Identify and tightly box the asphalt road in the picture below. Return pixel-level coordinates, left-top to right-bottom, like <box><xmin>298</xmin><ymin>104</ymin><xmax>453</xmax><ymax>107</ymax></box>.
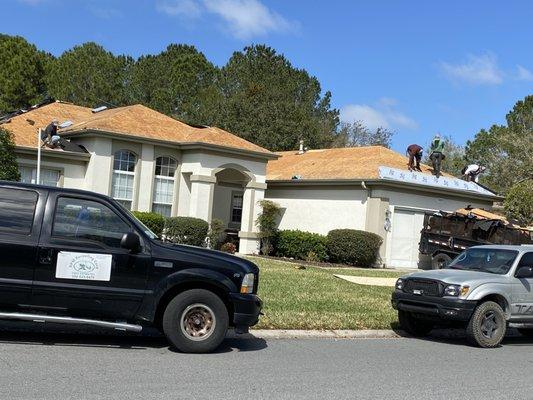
<box><xmin>1</xmin><ymin>324</ymin><xmax>533</xmax><ymax>400</ymax></box>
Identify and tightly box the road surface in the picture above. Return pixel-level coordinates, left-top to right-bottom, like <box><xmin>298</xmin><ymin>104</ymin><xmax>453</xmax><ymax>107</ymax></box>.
<box><xmin>0</xmin><ymin>324</ymin><xmax>532</xmax><ymax>400</ymax></box>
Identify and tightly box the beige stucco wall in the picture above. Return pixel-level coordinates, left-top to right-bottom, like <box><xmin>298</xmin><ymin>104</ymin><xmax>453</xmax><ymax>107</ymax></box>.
<box><xmin>265</xmin><ymin>185</ymin><xmax>368</xmax><ymax>235</ymax></box>
<box><xmin>16</xmin><ymin>153</ymin><xmax>87</xmax><ymax>189</ymax></box>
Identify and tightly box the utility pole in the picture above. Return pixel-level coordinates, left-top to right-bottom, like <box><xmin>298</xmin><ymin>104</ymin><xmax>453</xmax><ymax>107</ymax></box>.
<box><xmin>37</xmin><ymin>128</ymin><xmax>41</xmax><ymax>184</ymax></box>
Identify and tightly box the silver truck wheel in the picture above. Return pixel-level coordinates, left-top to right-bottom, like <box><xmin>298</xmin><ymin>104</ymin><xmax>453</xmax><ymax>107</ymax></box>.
<box><xmin>466</xmin><ymin>301</ymin><xmax>506</xmax><ymax>348</ymax></box>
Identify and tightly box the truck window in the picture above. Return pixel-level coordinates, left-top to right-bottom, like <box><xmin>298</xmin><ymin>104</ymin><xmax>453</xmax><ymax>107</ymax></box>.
<box><xmin>0</xmin><ymin>188</ymin><xmax>38</xmax><ymax>235</ymax></box>
<box><xmin>517</xmin><ymin>252</ymin><xmax>533</xmax><ymax>268</ymax></box>
<box><xmin>52</xmin><ymin>197</ymin><xmax>131</xmax><ymax>248</ymax></box>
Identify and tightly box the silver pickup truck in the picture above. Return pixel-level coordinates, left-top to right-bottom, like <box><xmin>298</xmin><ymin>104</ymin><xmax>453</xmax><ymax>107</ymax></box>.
<box><xmin>392</xmin><ymin>245</ymin><xmax>533</xmax><ymax>347</ymax></box>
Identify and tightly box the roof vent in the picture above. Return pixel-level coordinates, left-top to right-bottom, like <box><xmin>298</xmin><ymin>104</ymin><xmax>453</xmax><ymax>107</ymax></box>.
<box><xmin>298</xmin><ymin>140</ymin><xmax>308</xmax><ymax>155</ymax></box>
<box><xmin>92</xmin><ymin>105</ymin><xmax>108</xmax><ymax>113</ymax></box>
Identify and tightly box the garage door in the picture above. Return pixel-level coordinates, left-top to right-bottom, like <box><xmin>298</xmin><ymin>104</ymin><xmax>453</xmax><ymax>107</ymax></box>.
<box><xmin>389</xmin><ymin>209</ymin><xmax>427</xmax><ymax>269</ymax></box>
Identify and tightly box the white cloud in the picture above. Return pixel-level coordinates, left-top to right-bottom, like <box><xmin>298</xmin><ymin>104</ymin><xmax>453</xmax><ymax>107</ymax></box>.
<box><xmin>340</xmin><ymin>98</ymin><xmax>418</xmax><ymax>131</ymax></box>
<box><xmin>156</xmin><ymin>0</ymin><xmax>202</xmax><ymax>18</ymax></box>
<box><xmin>203</xmin><ymin>0</ymin><xmax>293</xmax><ymax>39</ymax></box>
<box><xmin>516</xmin><ymin>65</ymin><xmax>533</xmax><ymax>81</ymax></box>
<box><xmin>439</xmin><ymin>53</ymin><xmax>504</xmax><ymax>85</ymax></box>
<box><xmin>157</xmin><ymin>0</ymin><xmax>296</xmax><ymax>39</ymax></box>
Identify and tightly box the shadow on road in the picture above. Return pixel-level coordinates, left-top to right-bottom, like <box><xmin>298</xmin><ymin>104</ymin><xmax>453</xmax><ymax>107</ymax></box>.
<box><xmin>391</xmin><ymin>322</ymin><xmax>533</xmax><ymax>347</ymax></box>
<box><xmin>0</xmin><ymin>321</ymin><xmax>268</xmax><ymax>353</ymax></box>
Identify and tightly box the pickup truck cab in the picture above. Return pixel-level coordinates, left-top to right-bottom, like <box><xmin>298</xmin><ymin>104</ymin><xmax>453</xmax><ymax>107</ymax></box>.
<box><xmin>392</xmin><ymin>244</ymin><xmax>533</xmax><ymax>347</ymax></box>
<box><xmin>0</xmin><ymin>181</ymin><xmax>262</xmax><ymax>353</ymax></box>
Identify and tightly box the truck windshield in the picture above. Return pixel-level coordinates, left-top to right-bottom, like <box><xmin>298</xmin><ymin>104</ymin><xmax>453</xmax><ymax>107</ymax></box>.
<box><xmin>447</xmin><ymin>248</ymin><xmax>518</xmax><ymax>275</ymax></box>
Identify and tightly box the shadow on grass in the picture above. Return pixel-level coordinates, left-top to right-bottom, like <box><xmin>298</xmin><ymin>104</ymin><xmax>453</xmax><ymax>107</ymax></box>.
<box><xmin>0</xmin><ymin>321</ymin><xmax>267</xmax><ymax>354</ymax></box>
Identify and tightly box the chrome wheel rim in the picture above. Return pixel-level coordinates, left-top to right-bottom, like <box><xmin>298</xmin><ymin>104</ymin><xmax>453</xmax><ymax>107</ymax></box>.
<box><xmin>180</xmin><ymin>303</ymin><xmax>216</xmax><ymax>341</ymax></box>
<box><xmin>480</xmin><ymin>311</ymin><xmax>499</xmax><ymax>339</ymax></box>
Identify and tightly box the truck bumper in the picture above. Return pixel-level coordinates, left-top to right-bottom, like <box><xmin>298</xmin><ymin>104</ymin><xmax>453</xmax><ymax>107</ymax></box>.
<box><xmin>391</xmin><ymin>291</ymin><xmax>476</xmax><ymax>322</ymax></box>
<box><xmin>229</xmin><ymin>293</ymin><xmax>262</xmax><ymax>330</ymax></box>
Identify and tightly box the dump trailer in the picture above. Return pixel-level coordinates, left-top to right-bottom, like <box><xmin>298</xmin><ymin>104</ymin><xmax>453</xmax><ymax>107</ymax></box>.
<box><xmin>419</xmin><ymin>208</ymin><xmax>532</xmax><ymax>269</ymax></box>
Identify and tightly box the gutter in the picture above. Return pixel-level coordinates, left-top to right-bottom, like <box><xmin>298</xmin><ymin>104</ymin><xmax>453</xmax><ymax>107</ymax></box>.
<box><xmin>15</xmin><ymin>146</ymin><xmax>91</xmax><ymax>161</ymax></box>
<box><xmin>265</xmin><ymin>178</ymin><xmax>503</xmax><ymax>201</ymax></box>
<box><xmin>59</xmin><ymin>129</ymin><xmax>279</xmax><ymax>161</ymax></box>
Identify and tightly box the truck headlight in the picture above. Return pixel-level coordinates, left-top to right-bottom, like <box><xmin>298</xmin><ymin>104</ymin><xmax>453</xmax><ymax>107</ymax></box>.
<box><xmin>240</xmin><ymin>273</ymin><xmax>255</xmax><ymax>294</ymax></box>
<box><xmin>395</xmin><ymin>278</ymin><xmax>404</xmax><ymax>290</ymax></box>
<box><xmin>444</xmin><ymin>284</ymin><xmax>469</xmax><ymax>297</ymax></box>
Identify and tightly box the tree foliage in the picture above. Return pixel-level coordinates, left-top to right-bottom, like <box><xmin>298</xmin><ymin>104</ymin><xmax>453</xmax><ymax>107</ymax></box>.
<box><xmin>256</xmin><ymin>199</ymin><xmax>281</xmax><ymax>255</ymax></box>
<box><xmin>214</xmin><ymin>45</ymin><xmax>339</xmax><ymax>151</ymax></box>
<box><xmin>504</xmin><ymin>180</ymin><xmax>533</xmax><ymax>226</ymax></box>
<box><xmin>129</xmin><ymin>44</ymin><xmax>219</xmax><ymax>125</ymax></box>
<box><xmin>334</xmin><ymin>121</ymin><xmax>393</xmax><ymax>148</ymax></box>
<box><xmin>0</xmin><ymin>35</ymin><xmax>50</xmax><ymax>114</ymax></box>
<box><xmin>0</xmin><ymin>127</ymin><xmax>21</xmax><ymax>181</ymax></box>
<box><xmin>45</xmin><ymin>42</ymin><xmax>133</xmax><ymax>107</ymax></box>
<box><xmin>466</xmin><ymin>95</ymin><xmax>533</xmax><ymax>194</ymax></box>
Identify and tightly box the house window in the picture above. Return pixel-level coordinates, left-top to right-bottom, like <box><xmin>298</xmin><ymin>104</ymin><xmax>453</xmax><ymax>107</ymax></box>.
<box><xmin>112</xmin><ymin>150</ymin><xmax>136</xmax><ymax>210</ymax></box>
<box><xmin>230</xmin><ymin>192</ymin><xmax>244</xmax><ymax>223</ymax></box>
<box><xmin>19</xmin><ymin>166</ymin><xmax>60</xmax><ymax>187</ymax></box>
<box><xmin>152</xmin><ymin>156</ymin><xmax>177</xmax><ymax>217</ymax></box>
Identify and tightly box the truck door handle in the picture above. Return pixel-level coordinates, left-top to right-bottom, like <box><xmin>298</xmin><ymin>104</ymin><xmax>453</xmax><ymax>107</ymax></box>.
<box><xmin>39</xmin><ymin>248</ymin><xmax>54</xmax><ymax>265</ymax></box>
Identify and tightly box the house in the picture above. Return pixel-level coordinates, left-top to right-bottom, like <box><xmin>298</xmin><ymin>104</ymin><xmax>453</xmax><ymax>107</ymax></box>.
<box><xmin>1</xmin><ymin>101</ymin><xmax>276</xmax><ymax>254</ymax></box>
<box><xmin>265</xmin><ymin>147</ymin><xmax>501</xmax><ymax>268</ymax></box>
<box><xmin>1</xmin><ymin>101</ymin><xmax>500</xmax><ymax>268</ymax></box>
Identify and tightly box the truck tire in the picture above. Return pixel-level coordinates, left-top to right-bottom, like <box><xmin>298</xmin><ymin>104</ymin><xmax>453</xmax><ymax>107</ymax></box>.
<box><xmin>466</xmin><ymin>301</ymin><xmax>506</xmax><ymax>348</ymax></box>
<box><xmin>398</xmin><ymin>310</ymin><xmax>433</xmax><ymax>337</ymax></box>
<box><xmin>431</xmin><ymin>253</ymin><xmax>452</xmax><ymax>270</ymax></box>
<box><xmin>162</xmin><ymin>289</ymin><xmax>229</xmax><ymax>353</ymax></box>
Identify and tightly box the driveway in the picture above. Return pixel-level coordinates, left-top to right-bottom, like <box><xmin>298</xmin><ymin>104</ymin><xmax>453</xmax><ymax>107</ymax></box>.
<box><xmin>1</xmin><ymin>324</ymin><xmax>532</xmax><ymax>400</ymax></box>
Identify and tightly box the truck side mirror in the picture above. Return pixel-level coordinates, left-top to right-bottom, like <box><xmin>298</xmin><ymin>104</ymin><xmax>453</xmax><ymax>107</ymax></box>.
<box><xmin>516</xmin><ymin>266</ymin><xmax>533</xmax><ymax>279</ymax></box>
<box><xmin>121</xmin><ymin>232</ymin><xmax>141</xmax><ymax>253</ymax></box>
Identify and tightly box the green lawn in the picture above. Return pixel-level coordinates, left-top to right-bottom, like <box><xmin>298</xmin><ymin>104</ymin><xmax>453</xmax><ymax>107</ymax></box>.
<box><xmin>248</xmin><ymin>256</ymin><xmax>405</xmax><ymax>330</ymax></box>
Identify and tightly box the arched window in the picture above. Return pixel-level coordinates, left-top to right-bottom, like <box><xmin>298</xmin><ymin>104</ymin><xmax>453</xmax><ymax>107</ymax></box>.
<box><xmin>152</xmin><ymin>156</ymin><xmax>177</xmax><ymax>217</ymax></box>
<box><xmin>112</xmin><ymin>150</ymin><xmax>137</xmax><ymax>210</ymax></box>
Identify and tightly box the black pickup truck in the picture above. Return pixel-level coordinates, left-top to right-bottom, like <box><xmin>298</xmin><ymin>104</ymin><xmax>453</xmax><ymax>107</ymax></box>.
<box><xmin>0</xmin><ymin>181</ymin><xmax>262</xmax><ymax>353</ymax></box>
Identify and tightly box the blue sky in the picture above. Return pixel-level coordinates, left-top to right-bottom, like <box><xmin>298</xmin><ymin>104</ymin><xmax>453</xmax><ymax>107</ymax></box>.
<box><xmin>3</xmin><ymin>0</ymin><xmax>533</xmax><ymax>152</ymax></box>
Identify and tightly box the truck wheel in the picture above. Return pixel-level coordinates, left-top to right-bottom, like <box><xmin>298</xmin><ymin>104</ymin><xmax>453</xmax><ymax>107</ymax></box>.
<box><xmin>432</xmin><ymin>253</ymin><xmax>452</xmax><ymax>270</ymax></box>
<box><xmin>162</xmin><ymin>289</ymin><xmax>229</xmax><ymax>353</ymax></box>
<box><xmin>517</xmin><ymin>328</ymin><xmax>533</xmax><ymax>338</ymax></box>
<box><xmin>398</xmin><ymin>310</ymin><xmax>433</xmax><ymax>337</ymax></box>
<box><xmin>466</xmin><ymin>301</ymin><xmax>506</xmax><ymax>348</ymax></box>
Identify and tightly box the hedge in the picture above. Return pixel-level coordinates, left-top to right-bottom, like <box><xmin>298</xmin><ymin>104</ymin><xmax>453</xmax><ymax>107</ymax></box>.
<box><xmin>275</xmin><ymin>230</ymin><xmax>328</xmax><ymax>262</ymax></box>
<box><xmin>165</xmin><ymin>217</ymin><xmax>209</xmax><ymax>246</ymax></box>
<box><xmin>326</xmin><ymin>229</ymin><xmax>383</xmax><ymax>267</ymax></box>
<box><xmin>132</xmin><ymin>211</ymin><xmax>165</xmax><ymax>237</ymax></box>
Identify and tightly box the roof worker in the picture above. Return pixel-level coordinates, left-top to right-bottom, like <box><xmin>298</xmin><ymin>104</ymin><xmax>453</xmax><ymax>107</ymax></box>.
<box><xmin>429</xmin><ymin>134</ymin><xmax>446</xmax><ymax>177</ymax></box>
<box><xmin>461</xmin><ymin>164</ymin><xmax>486</xmax><ymax>183</ymax></box>
<box><xmin>41</xmin><ymin>119</ymin><xmax>61</xmax><ymax>148</ymax></box>
<box><xmin>406</xmin><ymin>144</ymin><xmax>423</xmax><ymax>172</ymax></box>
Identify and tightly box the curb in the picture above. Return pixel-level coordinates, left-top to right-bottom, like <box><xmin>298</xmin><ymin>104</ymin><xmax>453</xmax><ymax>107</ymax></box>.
<box><xmin>227</xmin><ymin>329</ymin><xmax>403</xmax><ymax>340</ymax></box>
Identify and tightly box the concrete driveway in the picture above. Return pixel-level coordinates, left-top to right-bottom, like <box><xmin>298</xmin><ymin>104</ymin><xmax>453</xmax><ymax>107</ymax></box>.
<box><xmin>1</xmin><ymin>323</ymin><xmax>533</xmax><ymax>400</ymax></box>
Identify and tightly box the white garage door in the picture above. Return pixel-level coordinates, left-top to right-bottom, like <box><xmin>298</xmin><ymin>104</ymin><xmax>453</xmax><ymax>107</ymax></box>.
<box><xmin>389</xmin><ymin>209</ymin><xmax>427</xmax><ymax>269</ymax></box>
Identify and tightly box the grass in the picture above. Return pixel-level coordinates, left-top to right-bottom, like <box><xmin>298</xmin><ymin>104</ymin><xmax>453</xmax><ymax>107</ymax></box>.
<box><xmin>248</xmin><ymin>256</ymin><xmax>405</xmax><ymax>330</ymax></box>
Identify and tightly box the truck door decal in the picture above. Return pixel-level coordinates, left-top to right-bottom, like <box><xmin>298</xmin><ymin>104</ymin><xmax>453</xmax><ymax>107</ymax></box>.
<box><xmin>56</xmin><ymin>251</ymin><xmax>112</xmax><ymax>281</ymax></box>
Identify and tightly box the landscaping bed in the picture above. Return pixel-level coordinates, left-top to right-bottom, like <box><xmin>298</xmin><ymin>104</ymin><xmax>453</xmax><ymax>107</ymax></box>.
<box><xmin>248</xmin><ymin>256</ymin><xmax>405</xmax><ymax>330</ymax></box>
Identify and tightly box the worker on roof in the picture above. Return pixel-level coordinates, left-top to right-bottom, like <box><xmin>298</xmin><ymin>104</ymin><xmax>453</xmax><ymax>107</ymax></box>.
<box><xmin>429</xmin><ymin>134</ymin><xmax>446</xmax><ymax>161</ymax></box>
<box><xmin>406</xmin><ymin>144</ymin><xmax>423</xmax><ymax>172</ymax></box>
<box><xmin>41</xmin><ymin>119</ymin><xmax>61</xmax><ymax>148</ymax></box>
<box><xmin>461</xmin><ymin>164</ymin><xmax>486</xmax><ymax>183</ymax></box>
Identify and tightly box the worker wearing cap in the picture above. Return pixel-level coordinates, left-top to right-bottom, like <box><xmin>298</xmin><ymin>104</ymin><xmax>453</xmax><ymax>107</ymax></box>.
<box><xmin>429</xmin><ymin>134</ymin><xmax>446</xmax><ymax>162</ymax></box>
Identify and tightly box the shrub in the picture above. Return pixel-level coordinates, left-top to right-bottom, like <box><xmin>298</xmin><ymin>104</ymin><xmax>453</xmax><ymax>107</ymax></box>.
<box><xmin>256</xmin><ymin>199</ymin><xmax>281</xmax><ymax>255</ymax></box>
<box><xmin>0</xmin><ymin>127</ymin><xmax>20</xmax><ymax>181</ymax></box>
<box><xmin>220</xmin><ymin>242</ymin><xmax>236</xmax><ymax>254</ymax></box>
<box><xmin>165</xmin><ymin>217</ymin><xmax>209</xmax><ymax>246</ymax></box>
<box><xmin>207</xmin><ymin>218</ymin><xmax>225</xmax><ymax>249</ymax></box>
<box><xmin>132</xmin><ymin>211</ymin><xmax>165</xmax><ymax>237</ymax></box>
<box><xmin>275</xmin><ymin>230</ymin><xmax>328</xmax><ymax>262</ymax></box>
<box><xmin>326</xmin><ymin>229</ymin><xmax>383</xmax><ymax>267</ymax></box>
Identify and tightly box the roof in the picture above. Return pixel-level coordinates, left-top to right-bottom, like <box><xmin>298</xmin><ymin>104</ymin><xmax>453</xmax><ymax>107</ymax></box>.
<box><xmin>2</xmin><ymin>102</ymin><xmax>273</xmax><ymax>157</ymax></box>
<box><xmin>0</xmin><ymin>102</ymin><xmax>93</xmax><ymax>148</ymax></box>
<box><xmin>266</xmin><ymin>146</ymin><xmax>444</xmax><ymax>181</ymax></box>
